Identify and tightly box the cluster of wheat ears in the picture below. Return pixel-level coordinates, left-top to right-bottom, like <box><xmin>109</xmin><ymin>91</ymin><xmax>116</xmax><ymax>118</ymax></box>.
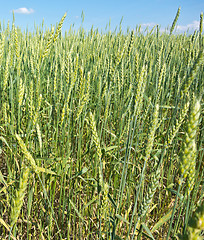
<box><xmin>0</xmin><ymin>8</ymin><xmax>203</xmax><ymax>239</ymax></box>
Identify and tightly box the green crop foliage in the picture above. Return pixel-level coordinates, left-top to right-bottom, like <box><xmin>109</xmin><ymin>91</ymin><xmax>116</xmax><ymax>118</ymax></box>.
<box><xmin>0</xmin><ymin>10</ymin><xmax>203</xmax><ymax>239</ymax></box>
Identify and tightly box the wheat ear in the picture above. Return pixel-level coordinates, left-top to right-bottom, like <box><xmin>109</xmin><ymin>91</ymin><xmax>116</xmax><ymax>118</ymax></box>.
<box><xmin>10</xmin><ymin>166</ymin><xmax>30</xmax><ymax>227</ymax></box>
<box><xmin>179</xmin><ymin>98</ymin><xmax>200</xmax><ymax>195</ymax></box>
<box><xmin>53</xmin><ymin>12</ymin><xmax>67</xmax><ymax>43</ymax></box>
<box><xmin>15</xmin><ymin>134</ymin><xmax>38</xmax><ymax>172</ymax></box>
<box><xmin>170</xmin><ymin>7</ymin><xmax>181</xmax><ymax>35</ymax></box>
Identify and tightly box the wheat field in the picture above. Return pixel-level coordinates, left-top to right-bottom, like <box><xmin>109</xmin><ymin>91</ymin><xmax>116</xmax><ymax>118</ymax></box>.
<box><xmin>0</xmin><ymin>9</ymin><xmax>204</xmax><ymax>239</ymax></box>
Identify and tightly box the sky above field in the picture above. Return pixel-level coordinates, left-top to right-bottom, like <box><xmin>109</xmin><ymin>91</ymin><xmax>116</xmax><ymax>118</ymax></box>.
<box><xmin>0</xmin><ymin>0</ymin><xmax>203</xmax><ymax>33</ymax></box>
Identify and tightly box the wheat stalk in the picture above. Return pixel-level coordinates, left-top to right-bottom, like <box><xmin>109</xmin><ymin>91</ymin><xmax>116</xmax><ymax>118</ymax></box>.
<box><xmin>199</xmin><ymin>12</ymin><xmax>203</xmax><ymax>49</ymax></box>
<box><xmin>88</xmin><ymin>111</ymin><xmax>102</xmax><ymax>160</ymax></box>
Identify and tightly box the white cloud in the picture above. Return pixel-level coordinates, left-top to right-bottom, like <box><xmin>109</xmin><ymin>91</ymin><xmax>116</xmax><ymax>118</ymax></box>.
<box><xmin>176</xmin><ymin>20</ymin><xmax>201</xmax><ymax>32</ymax></box>
<box><xmin>13</xmin><ymin>8</ymin><xmax>34</xmax><ymax>14</ymax></box>
<box><xmin>141</xmin><ymin>22</ymin><xmax>157</xmax><ymax>28</ymax></box>
<box><xmin>140</xmin><ymin>20</ymin><xmax>203</xmax><ymax>33</ymax></box>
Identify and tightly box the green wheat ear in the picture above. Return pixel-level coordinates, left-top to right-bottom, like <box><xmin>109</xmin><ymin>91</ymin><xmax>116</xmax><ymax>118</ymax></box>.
<box><xmin>179</xmin><ymin>98</ymin><xmax>200</xmax><ymax>194</ymax></box>
<box><xmin>15</xmin><ymin>134</ymin><xmax>38</xmax><ymax>172</ymax></box>
<box><xmin>53</xmin><ymin>12</ymin><xmax>67</xmax><ymax>43</ymax></box>
<box><xmin>10</xmin><ymin>166</ymin><xmax>30</xmax><ymax>227</ymax></box>
<box><xmin>41</xmin><ymin>12</ymin><xmax>66</xmax><ymax>61</ymax></box>
<box><xmin>170</xmin><ymin>7</ymin><xmax>181</xmax><ymax>35</ymax></box>
<box><xmin>42</xmin><ymin>26</ymin><xmax>55</xmax><ymax>61</ymax></box>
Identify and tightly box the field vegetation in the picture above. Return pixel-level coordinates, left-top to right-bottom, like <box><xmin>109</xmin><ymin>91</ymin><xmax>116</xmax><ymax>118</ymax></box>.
<box><xmin>0</xmin><ymin>9</ymin><xmax>204</xmax><ymax>239</ymax></box>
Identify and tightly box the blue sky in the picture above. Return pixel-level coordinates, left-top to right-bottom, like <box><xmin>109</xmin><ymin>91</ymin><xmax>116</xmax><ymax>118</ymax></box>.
<box><xmin>0</xmin><ymin>0</ymin><xmax>203</xmax><ymax>33</ymax></box>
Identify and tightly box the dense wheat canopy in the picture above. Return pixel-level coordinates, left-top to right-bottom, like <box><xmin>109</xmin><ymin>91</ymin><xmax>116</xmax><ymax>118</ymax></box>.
<box><xmin>0</xmin><ymin>10</ymin><xmax>203</xmax><ymax>239</ymax></box>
